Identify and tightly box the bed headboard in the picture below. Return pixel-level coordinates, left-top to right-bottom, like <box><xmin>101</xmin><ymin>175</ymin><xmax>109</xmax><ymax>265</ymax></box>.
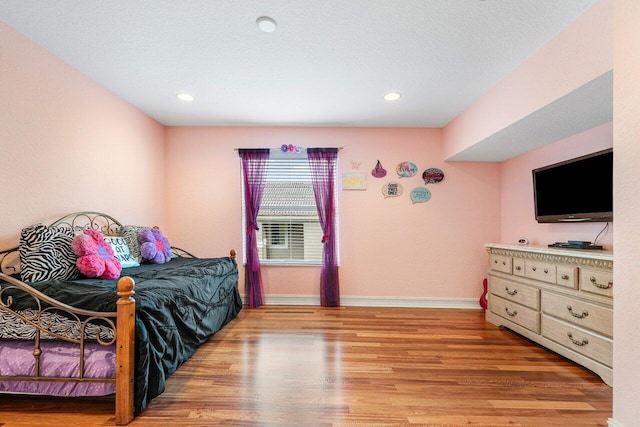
<box><xmin>0</xmin><ymin>211</ymin><xmax>124</xmax><ymax>274</ymax></box>
<box><xmin>50</xmin><ymin>211</ymin><xmax>123</xmax><ymax>235</ymax></box>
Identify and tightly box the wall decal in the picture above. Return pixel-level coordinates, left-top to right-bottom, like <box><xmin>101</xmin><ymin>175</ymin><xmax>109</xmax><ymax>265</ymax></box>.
<box><xmin>396</xmin><ymin>161</ymin><xmax>418</xmax><ymax>178</ymax></box>
<box><xmin>382</xmin><ymin>182</ymin><xmax>403</xmax><ymax>198</ymax></box>
<box><xmin>422</xmin><ymin>168</ymin><xmax>444</xmax><ymax>184</ymax></box>
<box><xmin>371</xmin><ymin>160</ymin><xmax>387</xmax><ymax>178</ymax></box>
<box><xmin>342</xmin><ymin>172</ymin><xmax>367</xmax><ymax>190</ymax></box>
<box><xmin>410</xmin><ymin>187</ymin><xmax>431</xmax><ymax>203</ymax></box>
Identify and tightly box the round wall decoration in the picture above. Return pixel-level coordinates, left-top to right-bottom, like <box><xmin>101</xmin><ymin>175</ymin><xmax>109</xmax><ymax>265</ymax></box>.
<box><xmin>422</xmin><ymin>168</ymin><xmax>444</xmax><ymax>184</ymax></box>
<box><xmin>410</xmin><ymin>187</ymin><xmax>431</xmax><ymax>203</ymax></box>
<box><xmin>382</xmin><ymin>182</ymin><xmax>403</xmax><ymax>198</ymax></box>
<box><xmin>281</xmin><ymin>144</ymin><xmax>302</xmax><ymax>153</ymax></box>
<box><xmin>396</xmin><ymin>161</ymin><xmax>418</xmax><ymax>178</ymax></box>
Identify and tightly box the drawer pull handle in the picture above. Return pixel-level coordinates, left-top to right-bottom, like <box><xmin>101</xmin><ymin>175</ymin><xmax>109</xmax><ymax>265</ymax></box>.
<box><xmin>515</xmin><ymin>266</ymin><xmax>522</xmax><ymax>271</ymax></box>
<box><xmin>567</xmin><ymin>305</ymin><xmax>589</xmax><ymax>319</ymax></box>
<box><xmin>504</xmin><ymin>287</ymin><xmax>518</xmax><ymax>296</ymax></box>
<box><xmin>494</xmin><ymin>260</ymin><xmax>498</xmax><ymax>264</ymax></box>
<box><xmin>561</xmin><ymin>274</ymin><xmax>569</xmax><ymax>280</ymax></box>
<box><xmin>502</xmin><ymin>261</ymin><xmax>506</xmax><ymax>265</ymax></box>
<box><xmin>590</xmin><ymin>276</ymin><xmax>613</xmax><ymax>289</ymax></box>
<box><xmin>504</xmin><ymin>307</ymin><xmax>518</xmax><ymax>317</ymax></box>
<box><xmin>531</xmin><ymin>266</ymin><xmax>537</xmax><ymax>272</ymax></box>
<box><xmin>543</xmin><ymin>268</ymin><xmax>549</xmax><ymax>274</ymax></box>
<box><xmin>567</xmin><ymin>332</ymin><xmax>589</xmax><ymax>346</ymax></box>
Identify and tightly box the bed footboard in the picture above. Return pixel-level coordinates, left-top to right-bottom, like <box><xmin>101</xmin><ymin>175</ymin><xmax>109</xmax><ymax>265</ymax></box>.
<box><xmin>115</xmin><ymin>276</ymin><xmax>135</xmax><ymax>425</ymax></box>
<box><xmin>0</xmin><ymin>273</ymin><xmax>136</xmax><ymax>425</ymax></box>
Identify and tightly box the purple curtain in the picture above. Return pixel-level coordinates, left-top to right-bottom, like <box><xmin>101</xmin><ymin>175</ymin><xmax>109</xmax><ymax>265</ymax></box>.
<box><xmin>239</xmin><ymin>149</ymin><xmax>270</xmax><ymax>308</ymax></box>
<box><xmin>307</xmin><ymin>148</ymin><xmax>340</xmax><ymax>307</ymax></box>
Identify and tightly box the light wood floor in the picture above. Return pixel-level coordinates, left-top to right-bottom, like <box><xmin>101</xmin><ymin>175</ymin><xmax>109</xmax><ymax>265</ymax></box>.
<box><xmin>0</xmin><ymin>306</ymin><xmax>612</xmax><ymax>426</ymax></box>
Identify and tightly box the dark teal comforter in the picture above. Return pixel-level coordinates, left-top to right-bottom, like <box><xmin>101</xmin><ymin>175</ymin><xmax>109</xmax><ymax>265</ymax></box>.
<box><xmin>8</xmin><ymin>256</ymin><xmax>242</xmax><ymax>414</ymax></box>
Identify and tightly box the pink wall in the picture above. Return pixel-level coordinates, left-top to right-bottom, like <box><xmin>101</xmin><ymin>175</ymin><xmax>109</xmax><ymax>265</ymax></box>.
<box><xmin>165</xmin><ymin>127</ymin><xmax>501</xmax><ymax>301</ymax></box>
<box><xmin>500</xmin><ymin>122</ymin><xmax>613</xmax><ymax>249</ymax></box>
<box><xmin>443</xmin><ymin>0</ymin><xmax>613</xmax><ymax>160</ymax></box>
<box><xmin>3</xmin><ymin>0</ymin><xmax>636</xmax><ymax>420</ymax></box>
<box><xmin>3</xmin><ymin>1</ymin><xmax>636</xmax><ymax>420</ymax></box>
<box><xmin>612</xmin><ymin>0</ymin><xmax>640</xmax><ymax>423</ymax></box>
<box><xmin>0</xmin><ymin>23</ymin><xmax>166</xmax><ymax>248</ymax></box>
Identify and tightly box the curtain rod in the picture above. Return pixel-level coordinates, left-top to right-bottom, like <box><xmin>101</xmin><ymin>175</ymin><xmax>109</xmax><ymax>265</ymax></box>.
<box><xmin>233</xmin><ymin>147</ymin><xmax>343</xmax><ymax>151</ymax></box>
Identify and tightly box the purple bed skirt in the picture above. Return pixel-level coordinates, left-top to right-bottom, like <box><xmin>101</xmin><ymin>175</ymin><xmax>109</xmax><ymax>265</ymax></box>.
<box><xmin>0</xmin><ymin>340</ymin><xmax>116</xmax><ymax>397</ymax></box>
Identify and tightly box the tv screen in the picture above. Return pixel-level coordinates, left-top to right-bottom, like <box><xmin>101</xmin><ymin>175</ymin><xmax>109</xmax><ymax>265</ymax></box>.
<box><xmin>533</xmin><ymin>149</ymin><xmax>613</xmax><ymax>223</ymax></box>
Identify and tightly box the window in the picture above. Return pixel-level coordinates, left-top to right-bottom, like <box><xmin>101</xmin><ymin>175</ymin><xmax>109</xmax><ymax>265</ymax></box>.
<box><xmin>241</xmin><ymin>151</ymin><xmax>338</xmax><ymax>266</ymax></box>
<box><xmin>264</xmin><ymin>223</ymin><xmax>289</xmax><ymax>247</ymax></box>
<box><xmin>259</xmin><ymin>222</ymin><xmax>314</xmax><ymax>261</ymax></box>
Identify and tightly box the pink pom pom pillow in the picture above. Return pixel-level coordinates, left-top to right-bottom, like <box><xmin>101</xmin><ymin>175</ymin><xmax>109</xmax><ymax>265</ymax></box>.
<box><xmin>138</xmin><ymin>227</ymin><xmax>172</xmax><ymax>264</ymax></box>
<box><xmin>71</xmin><ymin>229</ymin><xmax>122</xmax><ymax>280</ymax></box>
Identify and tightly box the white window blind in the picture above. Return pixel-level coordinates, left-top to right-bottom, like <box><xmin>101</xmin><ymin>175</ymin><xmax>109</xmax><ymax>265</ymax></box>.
<box><xmin>241</xmin><ymin>151</ymin><xmax>338</xmax><ymax>266</ymax></box>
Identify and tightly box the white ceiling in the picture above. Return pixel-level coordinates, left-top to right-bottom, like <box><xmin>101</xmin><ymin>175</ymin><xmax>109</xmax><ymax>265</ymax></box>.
<box><xmin>1</xmin><ymin>1</ymin><xmax>609</xmax><ymax>159</ymax></box>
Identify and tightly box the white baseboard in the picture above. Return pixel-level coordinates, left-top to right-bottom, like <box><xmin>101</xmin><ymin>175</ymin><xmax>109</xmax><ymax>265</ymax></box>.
<box><xmin>263</xmin><ymin>294</ymin><xmax>481</xmax><ymax>309</ymax></box>
<box><xmin>607</xmin><ymin>419</ymin><xmax>624</xmax><ymax>427</ymax></box>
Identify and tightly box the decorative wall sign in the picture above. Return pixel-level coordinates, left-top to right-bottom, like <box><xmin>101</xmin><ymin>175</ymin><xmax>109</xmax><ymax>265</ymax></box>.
<box><xmin>342</xmin><ymin>172</ymin><xmax>367</xmax><ymax>190</ymax></box>
<box><xmin>371</xmin><ymin>160</ymin><xmax>387</xmax><ymax>178</ymax></box>
<box><xmin>382</xmin><ymin>182</ymin><xmax>403</xmax><ymax>198</ymax></box>
<box><xmin>350</xmin><ymin>161</ymin><xmax>362</xmax><ymax>170</ymax></box>
<box><xmin>410</xmin><ymin>187</ymin><xmax>431</xmax><ymax>203</ymax></box>
<box><xmin>422</xmin><ymin>168</ymin><xmax>444</xmax><ymax>184</ymax></box>
<box><xmin>396</xmin><ymin>161</ymin><xmax>418</xmax><ymax>178</ymax></box>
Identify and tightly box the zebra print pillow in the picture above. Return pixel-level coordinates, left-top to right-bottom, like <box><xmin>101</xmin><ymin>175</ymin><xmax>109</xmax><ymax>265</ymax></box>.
<box><xmin>19</xmin><ymin>224</ymin><xmax>80</xmax><ymax>283</ymax></box>
<box><xmin>116</xmin><ymin>225</ymin><xmax>147</xmax><ymax>263</ymax></box>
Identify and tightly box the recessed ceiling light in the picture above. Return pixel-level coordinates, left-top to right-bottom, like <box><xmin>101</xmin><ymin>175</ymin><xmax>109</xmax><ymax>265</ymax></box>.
<box><xmin>176</xmin><ymin>91</ymin><xmax>195</xmax><ymax>102</ymax></box>
<box><xmin>384</xmin><ymin>92</ymin><xmax>402</xmax><ymax>102</ymax></box>
<box><xmin>257</xmin><ymin>16</ymin><xmax>277</xmax><ymax>33</ymax></box>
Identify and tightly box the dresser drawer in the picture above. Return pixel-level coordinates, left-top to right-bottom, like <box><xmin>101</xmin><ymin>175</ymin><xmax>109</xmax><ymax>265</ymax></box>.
<box><xmin>556</xmin><ymin>266</ymin><xmax>578</xmax><ymax>289</ymax></box>
<box><xmin>524</xmin><ymin>260</ymin><xmax>556</xmax><ymax>284</ymax></box>
<box><xmin>580</xmin><ymin>268</ymin><xmax>613</xmax><ymax>298</ymax></box>
<box><xmin>489</xmin><ymin>254</ymin><xmax>512</xmax><ymax>274</ymax></box>
<box><xmin>489</xmin><ymin>294</ymin><xmax>540</xmax><ymax>333</ymax></box>
<box><xmin>513</xmin><ymin>258</ymin><xmax>525</xmax><ymax>277</ymax></box>
<box><xmin>542</xmin><ymin>315</ymin><xmax>612</xmax><ymax>368</ymax></box>
<box><xmin>489</xmin><ymin>276</ymin><xmax>539</xmax><ymax>310</ymax></box>
<box><xmin>541</xmin><ymin>292</ymin><xmax>612</xmax><ymax>337</ymax></box>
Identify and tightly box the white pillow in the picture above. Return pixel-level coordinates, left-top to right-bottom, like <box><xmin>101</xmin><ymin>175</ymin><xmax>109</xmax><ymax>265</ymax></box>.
<box><xmin>103</xmin><ymin>236</ymin><xmax>140</xmax><ymax>268</ymax></box>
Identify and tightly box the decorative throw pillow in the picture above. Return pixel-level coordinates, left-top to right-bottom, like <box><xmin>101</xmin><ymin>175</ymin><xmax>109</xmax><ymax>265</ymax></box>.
<box><xmin>71</xmin><ymin>229</ymin><xmax>122</xmax><ymax>280</ymax></box>
<box><xmin>138</xmin><ymin>227</ymin><xmax>172</xmax><ymax>264</ymax></box>
<box><xmin>116</xmin><ymin>225</ymin><xmax>147</xmax><ymax>263</ymax></box>
<box><xmin>19</xmin><ymin>224</ymin><xmax>80</xmax><ymax>283</ymax></box>
<box><xmin>103</xmin><ymin>236</ymin><xmax>140</xmax><ymax>268</ymax></box>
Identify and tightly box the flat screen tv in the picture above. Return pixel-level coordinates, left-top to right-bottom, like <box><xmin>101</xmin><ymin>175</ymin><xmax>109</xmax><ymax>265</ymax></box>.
<box><xmin>533</xmin><ymin>148</ymin><xmax>613</xmax><ymax>223</ymax></box>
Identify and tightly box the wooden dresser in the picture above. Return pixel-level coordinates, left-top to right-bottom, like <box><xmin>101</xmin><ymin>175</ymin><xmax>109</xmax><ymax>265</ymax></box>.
<box><xmin>484</xmin><ymin>243</ymin><xmax>613</xmax><ymax>386</ymax></box>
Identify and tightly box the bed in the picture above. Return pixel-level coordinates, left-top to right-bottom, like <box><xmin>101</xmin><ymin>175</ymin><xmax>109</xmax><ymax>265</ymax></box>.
<box><xmin>0</xmin><ymin>212</ymin><xmax>243</xmax><ymax>425</ymax></box>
